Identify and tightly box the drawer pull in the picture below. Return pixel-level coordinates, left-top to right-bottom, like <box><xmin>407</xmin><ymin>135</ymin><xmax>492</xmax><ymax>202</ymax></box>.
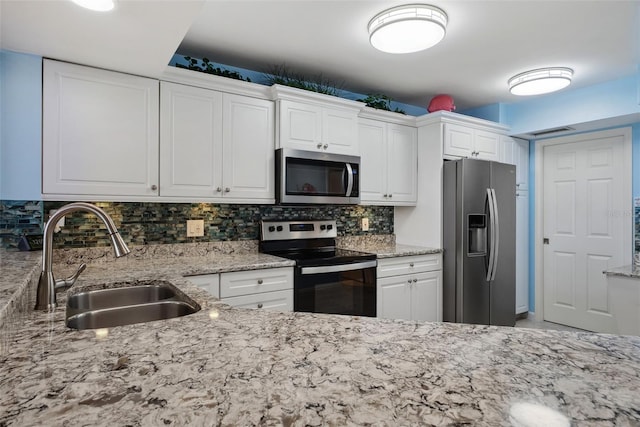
<box><xmin>257</xmin><ymin>279</ymin><xmax>263</xmax><ymax>285</ymax></box>
<box><xmin>413</xmin><ymin>278</ymin><xmax>418</xmax><ymax>283</ymax></box>
<box><xmin>407</xmin><ymin>279</ymin><xmax>412</xmax><ymax>284</ymax></box>
<box><xmin>257</xmin><ymin>303</ymin><xmax>263</xmax><ymax>309</ymax></box>
<box><xmin>409</xmin><ymin>262</ymin><xmax>414</xmax><ymax>267</ymax></box>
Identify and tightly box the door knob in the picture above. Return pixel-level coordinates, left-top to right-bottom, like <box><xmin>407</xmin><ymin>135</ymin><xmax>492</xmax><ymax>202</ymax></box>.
<box><xmin>543</xmin><ymin>238</ymin><xmax>550</xmax><ymax>245</ymax></box>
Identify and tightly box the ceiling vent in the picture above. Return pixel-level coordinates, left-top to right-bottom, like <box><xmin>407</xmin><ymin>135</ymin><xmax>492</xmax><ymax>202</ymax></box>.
<box><xmin>530</xmin><ymin>126</ymin><xmax>575</xmax><ymax>137</ymax></box>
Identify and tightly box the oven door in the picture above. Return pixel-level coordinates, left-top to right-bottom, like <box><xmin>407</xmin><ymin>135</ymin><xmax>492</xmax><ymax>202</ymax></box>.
<box><xmin>294</xmin><ymin>260</ymin><xmax>377</xmax><ymax>317</ymax></box>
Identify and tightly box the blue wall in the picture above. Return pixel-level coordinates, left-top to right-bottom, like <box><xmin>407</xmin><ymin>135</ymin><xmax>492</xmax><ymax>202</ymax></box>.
<box><xmin>0</xmin><ymin>51</ymin><xmax>42</xmax><ymax>199</ymax></box>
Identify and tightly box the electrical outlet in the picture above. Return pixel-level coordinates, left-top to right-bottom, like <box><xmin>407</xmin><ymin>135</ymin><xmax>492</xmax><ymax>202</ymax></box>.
<box><xmin>187</xmin><ymin>220</ymin><xmax>204</xmax><ymax>237</ymax></box>
<box><xmin>361</xmin><ymin>217</ymin><xmax>369</xmax><ymax>231</ymax></box>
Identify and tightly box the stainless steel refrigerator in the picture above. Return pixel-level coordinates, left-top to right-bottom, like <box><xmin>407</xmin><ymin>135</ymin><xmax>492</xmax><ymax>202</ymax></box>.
<box><xmin>443</xmin><ymin>158</ymin><xmax>516</xmax><ymax>327</ymax></box>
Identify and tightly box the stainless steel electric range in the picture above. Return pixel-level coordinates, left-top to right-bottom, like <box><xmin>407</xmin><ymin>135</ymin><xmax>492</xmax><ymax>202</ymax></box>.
<box><xmin>259</xmin><ymin>220</ymin><xmax>377</xmax><ymax>317</ymax></box>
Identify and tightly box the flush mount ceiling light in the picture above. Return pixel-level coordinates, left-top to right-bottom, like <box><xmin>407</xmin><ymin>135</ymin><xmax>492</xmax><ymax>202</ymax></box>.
<box><xmin>71</xmin><ymin>0</ymin><xmax>115</xmax><ymax>12</ymax></box>
<box><xmin>368</xmin><ymin>4</ymin><xmax>448</xmax><ymax>54</ymax></box>
<box><xmin>508</xmin><ymin>67</ymin><xmax>573</xmax><ymax>96</ymax></box>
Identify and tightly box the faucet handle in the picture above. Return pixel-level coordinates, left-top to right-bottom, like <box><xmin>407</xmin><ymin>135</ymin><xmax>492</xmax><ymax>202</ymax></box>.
<box><xmin>55</xmin><ymin>263</ymin><xmax>87</xmax><ymax>292</ymax></box>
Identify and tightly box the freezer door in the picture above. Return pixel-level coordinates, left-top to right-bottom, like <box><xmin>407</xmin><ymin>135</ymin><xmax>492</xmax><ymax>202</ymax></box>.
<box><xmin>489</xmin><ymin>162</ymin><xmax>516</xmax><ymax>326</ymax></box>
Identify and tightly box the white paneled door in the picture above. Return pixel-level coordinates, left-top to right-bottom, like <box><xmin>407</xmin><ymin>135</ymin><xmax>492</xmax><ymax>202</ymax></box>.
<box><xmin>542</xmin><ymin>128</ymin><xmax>631</xmax><ymax>332</ymax></box>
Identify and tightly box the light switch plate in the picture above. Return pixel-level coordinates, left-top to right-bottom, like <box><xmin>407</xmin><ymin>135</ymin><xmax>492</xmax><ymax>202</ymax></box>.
<box><xmin>187</xmin><ymin>219</ymin><xmax>204</xmax><ymax>237</ymax></box>
<box><xmin>361</xmin><ymin>217</ymin><xmax>369</xmax><ymax>231</ymax></box>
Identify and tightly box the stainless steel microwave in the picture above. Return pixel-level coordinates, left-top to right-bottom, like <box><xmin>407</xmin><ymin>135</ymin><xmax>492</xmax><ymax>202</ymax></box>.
<box><xmin>276</xmin><ymin>148</ymin><xmax>360</xmax><ymax>204</ymax></box>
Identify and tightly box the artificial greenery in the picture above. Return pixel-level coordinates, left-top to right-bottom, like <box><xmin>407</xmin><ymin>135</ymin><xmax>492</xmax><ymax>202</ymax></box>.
<box><xmin>264</xmin><ymin>65</ymin><xmax>343</xmax><ymax>96</ymax></box>
<box><xmin>176</xmin><ymin>56</ymin><xmax>251</xmax><ymax>82</ymax></box>
<box><xmin>357</xmin><ymin>94</ymin><xmax>406</xmax><ymax>115</ymax></box>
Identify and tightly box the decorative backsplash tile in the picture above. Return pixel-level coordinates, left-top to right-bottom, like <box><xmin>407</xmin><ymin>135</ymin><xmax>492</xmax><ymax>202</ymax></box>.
<box><xmin>0</xmin><ymin>201</ymin><xmax>44</xmax><ymax>250</ymax></box>
<box><xmin>0</xmin><ymin>200</ymin><xmax>393</xmax><ymax>249</ymax></box>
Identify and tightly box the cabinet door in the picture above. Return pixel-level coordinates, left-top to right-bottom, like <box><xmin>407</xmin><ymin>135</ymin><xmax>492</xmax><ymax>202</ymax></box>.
<box><xmin>377</xmin><ymin>276</ymin><xmax>411</xmax><ymax>320</ymax></box>
<box><xmin>515</xmin><ymin>191</ymin><xmax>529</xmax><ymax>314</ymax></box>
<box><xmin>186</xmin><ymin>274</ymin><xmax>220</xmax><ymax>299</ymax></box>
<box><xmin>411</xmin><ymin>271</ymin><xmax>442</xmax><ymax>322</ymax></box>
<box><xmin>500</xmin><ymin>135</ymin><xmax>516</xmax><ymax>165</ymax></box>
<box><xmin>322</xmin><ymin>108</ymin><xmax>359</xmax><ymax>155</ymax></box>
<box><xmin>514</xmin><ymin>138</ymin><xmax>530</xmax><ymax>191</ymax></box>
<box><xmin>474</xmin><ymin>130</ymin><xmax>500</xmax><ymax>161</ymax></box>
<box><xmin>222</xmin><ymin>94</ymin><xmax>275</xmax><ymax>201</ymax></box>
<box><xmin>443</xmin><ymin>123</ymin><xmax>474</xmax><ymax>158</ymax></box>
<box><xmin>222</xmin><ymin>289</ymin><xmax>293</xmax><ymax>312</ymax></box>
<box><xmin>278</xmin><ymin>100</ymin><xmax>321</xmax><ymax>151</ymax></box>
<box><xmin>42</xmin><ymin>60</ymin><xmax>159</xmax><ymax>197</ymax></box>
<box><xmin>387</xmin><ymin>124</ymin><xmax>417</xmax><ymax>204</ymax></box>
<box><xmin>160</xmin><ymin>82</ymin><xmax>223</xmax><ymax>198</ymax></box>
<box><xmin>358</xmin><ymin>118</ymin><xmax>388</xmax><ymax>203</ymax></box>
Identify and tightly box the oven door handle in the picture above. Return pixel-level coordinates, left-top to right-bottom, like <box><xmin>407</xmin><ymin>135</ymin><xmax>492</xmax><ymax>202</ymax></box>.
<box><xmin>300</xmin><ymin>260</ymin><xmax>377</xmax><ymax>275</ymax></box>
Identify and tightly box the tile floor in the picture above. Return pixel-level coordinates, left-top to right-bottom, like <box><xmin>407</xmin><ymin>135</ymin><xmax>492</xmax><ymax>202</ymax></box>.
<box><xmin>515</xmin><ymin>313</ymin><xmax>586</xmax><ymax>332</ymax></box>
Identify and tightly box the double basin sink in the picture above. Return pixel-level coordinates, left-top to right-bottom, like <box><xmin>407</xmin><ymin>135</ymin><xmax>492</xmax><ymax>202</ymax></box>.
<box><xmin>66</xmin><ymin>281</ymin><xmax>200</xmax><ymax>330</ymax></box>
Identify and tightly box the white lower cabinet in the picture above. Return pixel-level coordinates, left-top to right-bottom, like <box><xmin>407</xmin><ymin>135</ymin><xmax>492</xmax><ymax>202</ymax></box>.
<box><xmin>186</xmin><ymin>274</ymin><xmax>220</xmax><ymax>299</ymax></box>
<box><xmin>222</xmin><ymin>290</ymin><xmax>293</xmax><ymax>311</ymax></box>
<box><xmin>377</xmin><ymin>254</ymin><xmax>442</xmax><ymax>321</ymax></box>
<box><xmin>187</xmin><ymin>267</ymin><xmax>293</xmax><ymax>312</ymax></box>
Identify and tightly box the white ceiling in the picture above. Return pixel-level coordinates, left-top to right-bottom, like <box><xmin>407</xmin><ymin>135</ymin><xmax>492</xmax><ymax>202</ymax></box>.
<box><xmin>1</xmin><ymin>0</ymin><xmax>639</xmax><ymax>111</ymax></box>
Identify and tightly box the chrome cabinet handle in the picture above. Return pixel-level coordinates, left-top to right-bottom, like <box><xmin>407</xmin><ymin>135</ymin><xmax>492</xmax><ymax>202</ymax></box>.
<box><xmin>323</xmin><ymin>143</ymin><xmax>328</xmax><ymax>149</ymax></box>
<box><xmin>409</xmin><ymin>262</ymin><xmax>414</xmax><ymax>267</ymax></box>
<box><xmin>317</xmin><ymin>143</ymin><xmax>323</xmax><ymax>149</ymax></box>
<box><xmin>413</xmin><ymin>278</ymin><xmax>417</xmax><ymax>283</ymax></box>
<box><xmin>383</xmin><ymin>194</ymin><xmax>388</xmax><ymax>198</ymax></box>
<box><xmin>257</xmin><ymin>303</ymin><xmax>263</xmax><ymax>309</ymax></box>
<box><xmin>407</xmin><ymin>279</ymin><xmax>412</xmax><ymax>284</ymax></box>
<box><xmin>216</xmin><ymin>187</ymin><xmax>222</xmax><ymax>193</ymax></box>
<box><xmin>388</xmin><ymin>194</ymin><xmax>392</xmax><ymax>198</ymax></box>
<box><xmin>151</xmin><ymin>185</ymin><xmax>158</xmax><ymax>191</ymax></box>
<box><xmin>257</xmin><ymin>279</ymin><xmax>263</xmax><ymax>284</ymax></box>
<box><xmin>224</xmin><ymin>187</ymin><xmax>230</xmax><ymax>193</ymax></box>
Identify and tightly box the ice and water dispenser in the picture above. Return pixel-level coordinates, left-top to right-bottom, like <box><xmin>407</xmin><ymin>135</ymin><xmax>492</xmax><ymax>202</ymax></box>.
<box><xmin>467</xmin><ymin>214</ymin><xmax>487</xmax><ymax>256</ymax></box>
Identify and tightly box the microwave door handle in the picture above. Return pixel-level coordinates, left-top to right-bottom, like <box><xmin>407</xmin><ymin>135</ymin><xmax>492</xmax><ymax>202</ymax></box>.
<box><xmin>345</xmin><ymin>163</ymin><xmax>354</xmax><ymax>197</ymax></box>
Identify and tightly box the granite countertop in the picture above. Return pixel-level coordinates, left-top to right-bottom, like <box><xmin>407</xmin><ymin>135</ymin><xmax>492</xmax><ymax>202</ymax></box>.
<box><xmin>336</xmin><ymin>235</ymin><xmax>442</xmax><ymax>258</ymax></box>
<box><xmin>1</xmin><ymin>243</ymin><xmax>639</xmax><ymax>425</ymax></box>
<box><xmin>603</xmin><ymin>264</ymin><xmax>640</xmax><ymax>279</ymax></box>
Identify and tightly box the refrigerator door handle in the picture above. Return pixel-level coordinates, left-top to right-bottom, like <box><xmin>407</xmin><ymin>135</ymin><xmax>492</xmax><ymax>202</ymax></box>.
<box><xmin>490</xmin><ymin>188</ymin><xmax>500</xmax><ymax>281</ymax></box>
<box><xmin>486</xmin><ymin>188</ymin><xmax>497</xmax><ymax>282</ymax></box>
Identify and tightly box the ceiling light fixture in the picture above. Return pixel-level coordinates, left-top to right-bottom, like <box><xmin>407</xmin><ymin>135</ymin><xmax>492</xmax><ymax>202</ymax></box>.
<box><xmin>71</xmin><ymin>0</ymin><xmax>115</xmax><ymax>12</ymax></box>
<box><xmin>508</xmin><ymin>67</ymin><xmax>573</xmax><ymax>96</ymax></box>
<box><xmin>368</xmin><ymin>4</ymin><xmax>448</xmax><ymax>54</ymax></box>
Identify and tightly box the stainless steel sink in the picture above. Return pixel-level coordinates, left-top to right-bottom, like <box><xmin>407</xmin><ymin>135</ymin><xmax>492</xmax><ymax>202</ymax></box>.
<box><xmin>65</xmin><ymin>281</ymin><xmax>200</xmax><ymax>330</ymax></box>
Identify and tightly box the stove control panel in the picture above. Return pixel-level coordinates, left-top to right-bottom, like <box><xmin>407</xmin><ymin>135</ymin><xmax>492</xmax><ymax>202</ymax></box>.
<box><xmin>261</xmin><ymin>220</ymin><xmax>337</xmax><ymax>241</ymax></box>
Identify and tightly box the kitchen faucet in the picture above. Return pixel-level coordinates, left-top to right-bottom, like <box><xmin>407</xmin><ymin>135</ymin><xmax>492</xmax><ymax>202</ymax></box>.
<box><xmin>34</xmin><ymin>202</ymin><xmax>131</xmax><ymax>311</ymax></box>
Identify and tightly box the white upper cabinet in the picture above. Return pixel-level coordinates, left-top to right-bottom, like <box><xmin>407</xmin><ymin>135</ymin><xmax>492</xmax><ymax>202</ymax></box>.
<box><xmin>278</xmin><ymin>99</ymin><xmax>359</xmax><ymax>155</ymax></box>
<box><xmin>160</xmin><ymin>82</ymin><xmax>223</xmax><ymax>198</ymax></box>
<box><xmin>500</xmin><ymin>135</ymin><xmax>529</xmax><ymax>190</ymax></box>
<box><xmin>160</xmin><ymin>82</ymin><xmax>274</xmax><ymax>202</ymax></box>
<box><xmin>443</xmin><ymin>123</ymin><xmax>499</xmax><ymax>160</ymax></box>
<box><xmin>273</xmin><ymin>85</ymin><xmax>362</xmax><ymax>156</ymax></box>
<box><xmin>42</xmin><ymin>59</ymin><xmax>159</xmax><ymax>199</ymax></box>
<box><xmin>222</xmin><ymin>93</ymin><xmax>275</xmax><ymax>201</ymax></box>
<box><xmin>359</xmin><ymin>117</ymin><xmax>417</xmax><ymax>205</ymax></box>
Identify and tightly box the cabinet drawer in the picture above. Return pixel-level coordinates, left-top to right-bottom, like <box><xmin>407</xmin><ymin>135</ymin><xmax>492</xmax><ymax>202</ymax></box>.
<box><xmin>222</xmin><ymin>289</ymin><xmax>293</xmax><ymax>312</ymax></box>
<box><xmin>185</xmin><ymin>274</ymin><xmax>220</xmax><ymax>298</ymax></box>
<box><xmin>220</xmin><ymin>267</ymin><xmax>293</xmax><ymax>298</ymax></box>
<box><xmin>377</xmin><ymin>254</ymin><xmax>442</xmax><ymax>278</ymax></box>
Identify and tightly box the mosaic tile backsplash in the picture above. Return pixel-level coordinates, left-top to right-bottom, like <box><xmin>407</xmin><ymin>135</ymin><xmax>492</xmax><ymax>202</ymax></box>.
<box><xmin>0</xmin><ymin>201</ymin><xmax>393</xmax><ymax>250</ymax></box>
